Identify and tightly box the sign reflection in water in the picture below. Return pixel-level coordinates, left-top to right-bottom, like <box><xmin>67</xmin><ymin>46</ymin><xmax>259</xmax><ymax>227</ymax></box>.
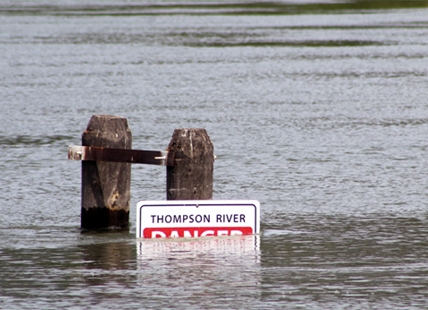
<box><xmin>137</xmin><ymin>236</ymin><xmax>261</xmax><ymax>308</ymax></box>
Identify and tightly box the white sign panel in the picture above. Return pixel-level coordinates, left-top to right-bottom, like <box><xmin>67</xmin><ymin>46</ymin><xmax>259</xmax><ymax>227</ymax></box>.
<box><xmin>136</xmin><ymin>200</ymin><xmax>260</xmax><ymax>239</ymax></box>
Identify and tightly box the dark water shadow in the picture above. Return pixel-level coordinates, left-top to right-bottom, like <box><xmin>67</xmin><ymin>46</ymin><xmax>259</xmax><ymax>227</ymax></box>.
<box><xmin>1</xmin><ymin>1</ymin><xmax>428</xmax><ymax>16</ymax></box>
<box><xmin>0</xmin><ymin>134</ymin><xmax>74</xmax><ymax>146</ymax></box>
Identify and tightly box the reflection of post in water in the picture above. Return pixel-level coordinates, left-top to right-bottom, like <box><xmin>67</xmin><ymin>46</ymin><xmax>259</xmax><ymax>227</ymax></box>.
<box><xmin>79</xmin><ymin>238</ymin><xmax>136</xmax><ymax>286</ymax></box>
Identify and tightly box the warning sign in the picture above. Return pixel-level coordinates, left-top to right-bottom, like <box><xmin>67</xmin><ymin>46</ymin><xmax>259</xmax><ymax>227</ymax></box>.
<box><xmin>136</xmin><ymin>200</ymin><xmax>260</xmax><ymax>239</ymax></box>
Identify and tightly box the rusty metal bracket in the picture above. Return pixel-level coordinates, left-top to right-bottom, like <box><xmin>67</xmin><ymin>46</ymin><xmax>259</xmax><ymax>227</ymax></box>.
<box><xmin>68</xmin><ymin>145</ymin><xmax>174</xmax><ymax>166</ymax></box>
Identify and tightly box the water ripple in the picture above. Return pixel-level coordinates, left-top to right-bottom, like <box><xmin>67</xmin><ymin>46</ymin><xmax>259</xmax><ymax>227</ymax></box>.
<box><xmin>0</xmin><ymin>134</ymin><xmax>74</xmax><ymax>146</ymax></box>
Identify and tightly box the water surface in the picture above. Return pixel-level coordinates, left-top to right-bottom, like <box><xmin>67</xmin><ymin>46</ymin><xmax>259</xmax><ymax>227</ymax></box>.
<box><xmin>1</xmin><ymin>1</ymin><xmax>428</xmax><ymax>308</ymax></box>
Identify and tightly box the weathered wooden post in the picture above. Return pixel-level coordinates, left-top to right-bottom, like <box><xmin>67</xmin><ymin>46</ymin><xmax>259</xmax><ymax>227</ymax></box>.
<box><xmin>81</xmin><ymin>115</ymin><xmax>132</xmax><ymax>230</ymax></box>
<box><xmin>166</xmin><ymin>128</ymin><xmax>214</xmax><ymax>200</ymax></box>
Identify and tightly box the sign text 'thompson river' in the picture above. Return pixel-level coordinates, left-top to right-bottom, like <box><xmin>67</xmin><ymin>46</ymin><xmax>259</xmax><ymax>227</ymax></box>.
<box><xmin>149</xmin><ymin>213</ymin><xmax>246</xmax><ymax>224</ymax></box>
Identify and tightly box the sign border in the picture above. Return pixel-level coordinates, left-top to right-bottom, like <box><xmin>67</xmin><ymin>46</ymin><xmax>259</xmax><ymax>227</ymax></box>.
<box><xmin>136</xmin><ymin>200</ymin><xmax>260</xmax><ymax>238</ymax></box>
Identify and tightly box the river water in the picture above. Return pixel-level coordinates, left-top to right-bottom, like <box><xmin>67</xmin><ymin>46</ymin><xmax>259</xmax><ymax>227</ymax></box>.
<box><xmin>1</xmin><ymin>1</ymin><xmax>428</xmax><ymax>309</ymax></box>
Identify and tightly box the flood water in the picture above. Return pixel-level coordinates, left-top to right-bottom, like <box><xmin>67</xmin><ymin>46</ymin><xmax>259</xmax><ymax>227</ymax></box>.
<box><xmin>1</xmin><ymin>1</ymin><xmax>428</xmax><ymax>308</ymax></box>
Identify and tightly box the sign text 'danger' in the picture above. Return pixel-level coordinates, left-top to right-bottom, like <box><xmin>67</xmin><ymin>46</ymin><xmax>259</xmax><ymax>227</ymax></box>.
<box><xmin>144</xmin><ymin>227</ymin><xmax>253</xmax><ymax>238</ymax></box>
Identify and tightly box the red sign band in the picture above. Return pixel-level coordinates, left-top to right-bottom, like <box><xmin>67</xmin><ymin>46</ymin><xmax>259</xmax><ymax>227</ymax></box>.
<box><xmin>143</xmin><ymin>227</ymin><xmax>254</xmax><ymax>238</ymax></box>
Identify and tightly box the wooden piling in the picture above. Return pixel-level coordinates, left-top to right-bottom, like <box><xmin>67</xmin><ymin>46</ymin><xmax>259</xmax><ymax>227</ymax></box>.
<box><xmin>166</xmin><ymin>128</ymin><xmax>214</xmax><ymax>200</ymax></box>
<box><xmin>81</xmin><ymin>115</ymin><xmax>132</xmax><ymax>230</ymax></box>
